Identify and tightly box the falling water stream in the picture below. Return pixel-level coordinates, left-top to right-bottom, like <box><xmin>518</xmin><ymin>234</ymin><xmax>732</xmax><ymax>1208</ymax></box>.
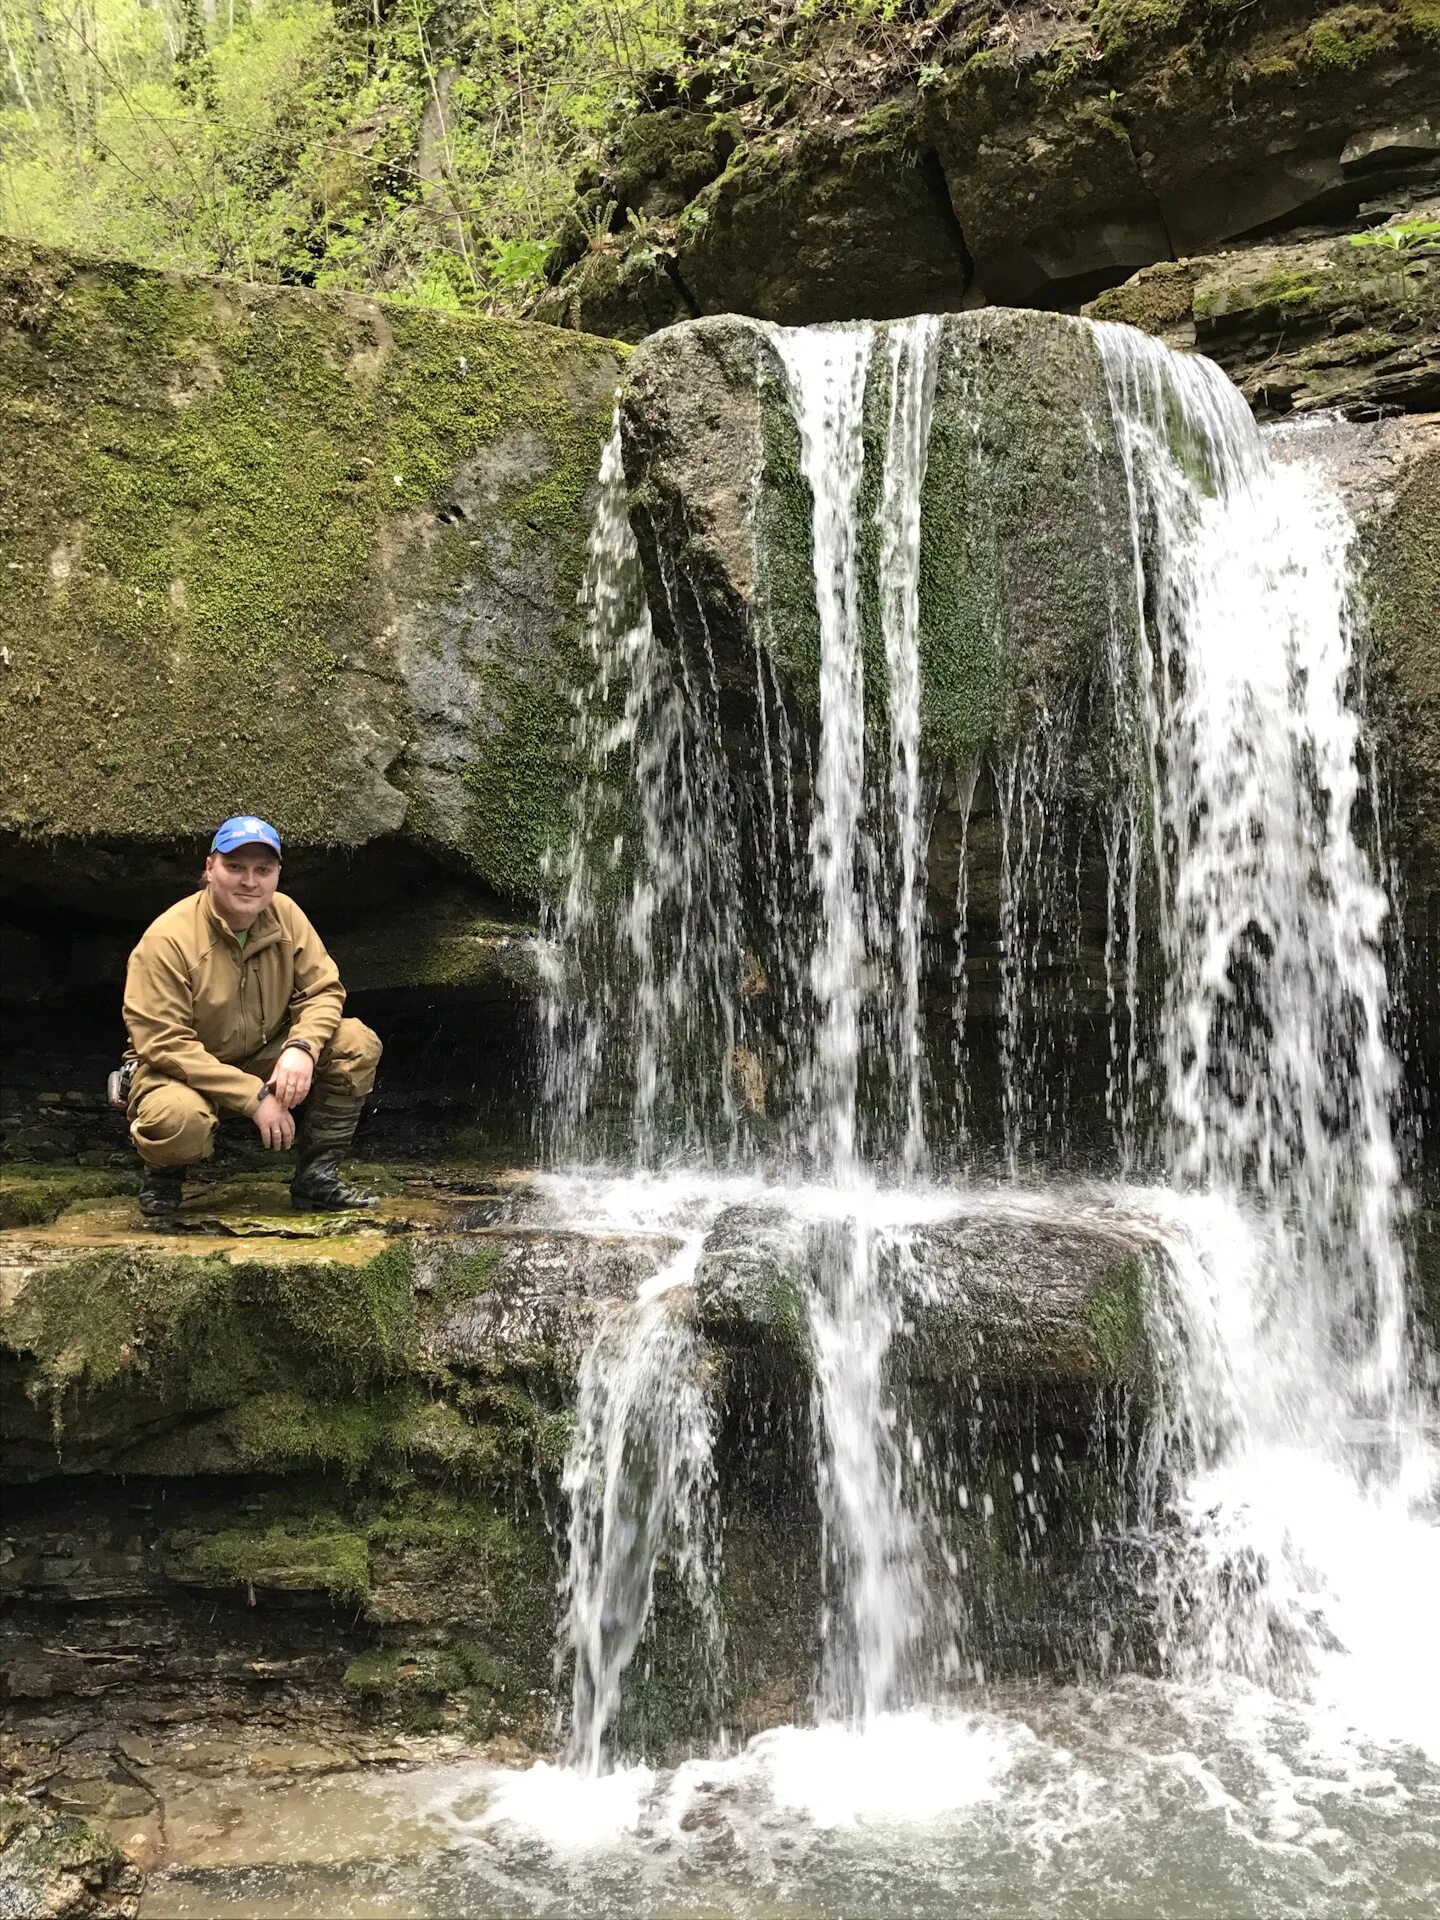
<box><xmin>144</xmin><ymin>317</ymin><xmax>1440</xmax><ymax>1916</ymax></box>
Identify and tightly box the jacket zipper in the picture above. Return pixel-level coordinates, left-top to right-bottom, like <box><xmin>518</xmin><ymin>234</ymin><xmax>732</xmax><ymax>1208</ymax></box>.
<box><xmin>237</xmin><ymin>945</ymin><xmax>267</xmax><ymax>1051</ymax></box>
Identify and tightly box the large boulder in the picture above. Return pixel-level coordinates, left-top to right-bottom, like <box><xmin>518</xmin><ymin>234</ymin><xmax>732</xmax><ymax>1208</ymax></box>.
<box><xmin>618</xmin><ymin>307</ymin><xmax>1137</xmax><ymax>964</ymax></box>
<box><xmin>621</xmin><ymin>309</ymin><xmax>1132</xmax><ymax>775</ymax></box>
<box><xmin>0</xmin><ymin>242</ymin><xmax>623</xmax><ymax>922</ymax></box>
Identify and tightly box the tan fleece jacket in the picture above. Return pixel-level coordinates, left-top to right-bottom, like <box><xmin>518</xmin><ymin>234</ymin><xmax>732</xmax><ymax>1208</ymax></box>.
<box><xmin>123</xmin><ymin>890</ymin><xmax>346</xmax><ymax>1116</ymax></box>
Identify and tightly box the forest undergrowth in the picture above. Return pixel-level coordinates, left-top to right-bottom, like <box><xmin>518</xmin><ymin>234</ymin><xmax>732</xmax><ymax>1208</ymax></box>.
<box><xmin>0</xmin><ymin>0</ymin><xmax>943</xmax><ymax>314</ymax></box>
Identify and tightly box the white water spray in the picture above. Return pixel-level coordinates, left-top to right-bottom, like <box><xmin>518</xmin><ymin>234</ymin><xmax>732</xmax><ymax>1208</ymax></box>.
<box><xmin>771</xmin><ymin>325</ymin><xmax>874</xmax><ymax>1174</ymax></box>
<box><xmin>561</xmin><ymin>1243</ymin><xmax>720</xmax><ymax>1777</ymax></box>
<box><xmin>1097</xmin><ymin>323</ymin><xmax>1435</xmax><ymax>1709</ymax></box>
<box><xmin>877</xmin><ymin>315</ymin><xmax>942</xmax><ymax>1176</ymax></box>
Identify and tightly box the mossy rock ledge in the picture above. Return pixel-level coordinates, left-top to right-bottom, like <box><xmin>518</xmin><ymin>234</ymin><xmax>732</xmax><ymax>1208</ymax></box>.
<box><xmin>0</xmin><ymin>1169</ymin><xmax>1159</xmax><ymax>1781</ymax></box>
<box><xmin>0</xmin><ymin>240</ymin><xmax>623</xmax><ymax>921</ymax></box>
<box><xmin>1087</xmin><ymin>200</ymin><xmax>1440</xmax><ymax>417</ymax></box>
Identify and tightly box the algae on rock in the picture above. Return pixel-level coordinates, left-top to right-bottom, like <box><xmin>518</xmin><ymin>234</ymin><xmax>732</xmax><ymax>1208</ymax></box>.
<box><xmin>618</xmin><ymin>309</ymin><xmax>1139</xmax><ymax>893</ymax></box>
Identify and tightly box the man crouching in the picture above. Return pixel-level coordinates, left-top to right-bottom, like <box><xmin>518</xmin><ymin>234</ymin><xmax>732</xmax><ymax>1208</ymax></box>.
<box><xmin>124</xmin><ymin>815</ymin><xmax>382</xmax><ymax>1221</ymax></box>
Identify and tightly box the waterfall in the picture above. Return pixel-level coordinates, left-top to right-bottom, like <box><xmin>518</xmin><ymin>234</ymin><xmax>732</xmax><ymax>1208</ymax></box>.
<box><xmin>539</xmin><ymin>312</ymin><xmax>1433</xmax><ymax>1779</ymax></box>
<box><xmin>542</xmin><ymin>417</ymin><xmax>749</xmax><ymax>1164</ymax></box>
<box><xmin>1096</xmin><ymin>324</ymin><xmax>1434</xmax><ymax>1701</ymax></box>
<box><xmin>560</xmin><ymin>1243</ymin><xmax>721</xmax><ymax>1777</ymax></box>
<box><xmin>770</xmin><ymin>325</ymin><xmax>874</xmax><ymax>1175</ymax></box>
<box><xmin>876</xmin><ymin>315</ymin><xmax>943</xmax><ymax>1178</ymax></box>
<box><xmin>809</xmin><ymin>1219</ymin><xmax>929</xmax><ymax>1722</ymax></box>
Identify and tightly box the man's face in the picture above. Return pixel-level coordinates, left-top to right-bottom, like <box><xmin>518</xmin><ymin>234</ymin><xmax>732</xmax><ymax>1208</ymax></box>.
<box><xmin>205</xmin><ymin>846</ymin><xmax>281</xmax><ymax>929</ymax></box>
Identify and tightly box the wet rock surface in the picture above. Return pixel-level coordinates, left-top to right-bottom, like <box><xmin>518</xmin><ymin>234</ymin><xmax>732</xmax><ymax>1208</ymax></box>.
<box><xmin>695</xmin><ymin>1198</ymin><xmax>1155</xmax><ymax>1394</ymax></box>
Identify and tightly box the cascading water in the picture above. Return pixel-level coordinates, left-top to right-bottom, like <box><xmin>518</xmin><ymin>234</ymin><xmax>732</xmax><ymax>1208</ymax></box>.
<box><xmin>506</xmin><ymin>309</ymin><xmax>1438</xmax><ymax>1903</ymax></box>
<box><xmin>542</xmin><ymin>418</ymin><xmax>749</xmax><ymax>1165</ymax></box>
<box><xmin>1096</xmin><ymin>328</ymin><xmax>1438</xmax><ymax>1714</ymax></box>
<box><xmin>770</xmin><ymin>323</ymin><xmax>873</xmax><ymax>1173</ymax></box>
<box><xmin>875</xmin><ymin>314</ymin><xmax>942</xmax><ymax>1179</ymax></box>
<box><xmin>560</xmin><ymin>1241</ymin><xmax>721</xmax><ymax>1778</ymax></box>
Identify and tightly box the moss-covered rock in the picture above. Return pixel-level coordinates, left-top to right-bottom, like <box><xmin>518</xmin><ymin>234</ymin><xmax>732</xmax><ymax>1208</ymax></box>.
<box><xmin>619</xmin><ymin>310</ymin><xmax>1136</xmax><ymax>890</ymax></box>
<box><xmin>0</xmin><ymin>1164</ymin><xmax>138</xmax><ymax>1228</ymax></box>
<box><xmin>1088</xmin><ymin>204</ymin><xmax>1440</xmax><ymax>416</ymax></box>
<box><xmin>0</xmin><ymin>241</ymin><xmax>623</xmax><ymax>913</ymax></box>
<box><xmin>0</xmin><ymin>1792</ymin><xmax>138</xmax><ymax>1919</ymax></box>
<box><xmin>546</xmin><ymin>1</ymin><xmax>1440</xmax><ymax>338</ymax></box>
<box><xmin>0</xmin><ymin>1219</ymin><xmax>582</xmax><ymax>1478</ymax></box>
<box><xmin>675</xmin><ymin>120</ymin><xmax>971</xmax><ymax>326</ymax></box>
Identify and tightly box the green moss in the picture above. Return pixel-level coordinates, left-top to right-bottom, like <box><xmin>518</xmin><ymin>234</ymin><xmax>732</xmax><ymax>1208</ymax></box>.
<box><xmin>850</xmin><ymin>100</ymin><xmax>923</xmax><ymax>161</ymax></box>
<box><xmin>610</xmin><ymin>106</ymin><xmax>737</xmax><ymax>210</ymax></box>
<box><xmin>24</xmin><ymin>1811</ymin><xmax>123</xmax><ymax>1874</ymax></box>
<box><xmin>1</xmin><ymin>1237</ymin><xmax>423</xmax><ymax>1436</ymax></box>
<box><xmin>1192</xmin><ymin>262</ymin><xmax>1330</xmax><ymax>324</ymax></box>
<box><xmin>1080</xmin><ymin>1255</ymin><xmax>1149</xmax><ymax>1382</ymax></box>
<box><xmin>0</xmin><ymin>1163</ymin><xmax>137</xmax><ymax>1227</ymax></box>
<box><xmin>0</xmin><ymin>241</ymin><xmax>619</xmax><ymax>902</ymax></box>
<box><xmin>341</xmin><ymin>1635</ymin><xmax>528</xmax><ymax>1734</ymax></box>
<box><xmin>1089</xmin><ymin>262</ymin><xmax>1197</xmax><ymax>334</ymax></box>
<box><xmin>428</xmin><ymin>1243</ymin><xmax>502</xmax><ymax>1312</ymax></box>
<box><xmin>362</xmin><ymin>1488</ymin><xmax>518</xmax><ymax>1559</ymax></box>
<box><xmin>1303</xmin><ymin>4</ymin><xmax>1397</xmax><ymax>67</ymax></box>
<box><xmin>342</xmin><ymin>1640</ymin><xmax>522</xmax><ymax>1700</ymax></box>
<box><xmin>166</xmin><ymin>1509</ymin><xmax>371</xmax><ymax>1606</ymax></box>
<box><xmin>1093</xmin><ymin>0</ymin><xmax>1188</xmax><ymax>55</ymax></box>
<box><xmin>2</xmin><ymin>1246</ymin><xmax>254</xmax><ymax>1422</ymax></box>
<box><xmin>1290</xmin><ymin>326</ymin><xmax>1403</xmax><ymax>366</ymax></box>
<box><xmin>754</xmin><ymin>378</ymin><xmax>821</xmax><ymax>716</ymax></box>
<box><xmin>226</xmin><ymin>1390</ymin><xmax>404</xmax><ymax>1474</ymax></box>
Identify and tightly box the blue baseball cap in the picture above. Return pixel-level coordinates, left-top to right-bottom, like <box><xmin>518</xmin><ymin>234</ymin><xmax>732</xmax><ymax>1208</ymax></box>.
<box><xmin>210</xmin><ymin>815</ymin><xmax>282</xmax><ymax>857</ymax></box>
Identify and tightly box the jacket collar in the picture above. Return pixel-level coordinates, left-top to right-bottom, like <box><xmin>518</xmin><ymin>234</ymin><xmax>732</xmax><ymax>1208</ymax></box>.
<box><xmin>198</xmin><ymin>888</ymin><xmax>284</xmax><ymax>957</ymax></box>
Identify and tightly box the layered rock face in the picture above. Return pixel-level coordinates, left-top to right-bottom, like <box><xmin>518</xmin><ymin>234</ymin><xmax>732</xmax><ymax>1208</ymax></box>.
<box><xmin>0</xmin><ymin>1169</ymin><xmax>1155</xmax><ymax>1803</ymax></box>
<box><xmin>1087</xmin><ymin>207</ymin><xmax>1440</xmax><ymax>417</ymax></box>
<box><xmin>543</xmin><ymin>1</ymin><xmax>1440</xmax><ymax>340</ymax></box>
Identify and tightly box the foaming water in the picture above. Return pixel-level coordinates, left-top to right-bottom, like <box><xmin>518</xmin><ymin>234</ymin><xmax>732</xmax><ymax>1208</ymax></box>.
<box><xmin>376</xmin><ymin>1668</ymin><xmax>1439</xmax><ymax>1919</ymax></box>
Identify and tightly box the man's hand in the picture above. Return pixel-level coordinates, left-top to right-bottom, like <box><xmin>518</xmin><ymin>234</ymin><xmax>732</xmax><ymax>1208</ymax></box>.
<box><xmin>270</xmin><ymin>1045</ymin><xmax>315</xmax><ymax>1112</ymax></box>
<box><xmin>252</xmin><ymin>1090</ymin><xmax>297</xmax><ymax>1150</ymax></box>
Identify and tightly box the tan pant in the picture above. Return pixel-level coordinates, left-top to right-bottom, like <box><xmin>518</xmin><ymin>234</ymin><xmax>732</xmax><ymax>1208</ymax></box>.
<box><xmin>129</xmin><ymin>1019</ymin><xmax>382</xmax><ymax>1169</ymax></box>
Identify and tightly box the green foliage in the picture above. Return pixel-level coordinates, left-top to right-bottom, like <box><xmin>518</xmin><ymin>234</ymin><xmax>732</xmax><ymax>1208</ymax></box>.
<box><xmin>1351</xmin><ymin>216</ymin><xmax>1440</xmax><ymax>249</ymax></box>
<box><xmin>0</xmin><ymin>0</ymin><xmax>693</xmax><ymax>314</ymax></box>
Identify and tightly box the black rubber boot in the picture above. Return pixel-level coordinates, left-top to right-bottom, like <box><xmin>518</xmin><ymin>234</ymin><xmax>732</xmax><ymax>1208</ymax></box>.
<box><xmin>290</xmin><ymin>1150</ymin><xmax>378</xmax><ymax>1212</ymax></box>
<box><xmin>138</xmin><ymin>1164</ymin><xmax>187</xmax><ymax>1221</ymax></box>
<box><xmin>290</xmin><ymin>1097</ymin><xmax>377</xmax><ymax>1211</ymax></box>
